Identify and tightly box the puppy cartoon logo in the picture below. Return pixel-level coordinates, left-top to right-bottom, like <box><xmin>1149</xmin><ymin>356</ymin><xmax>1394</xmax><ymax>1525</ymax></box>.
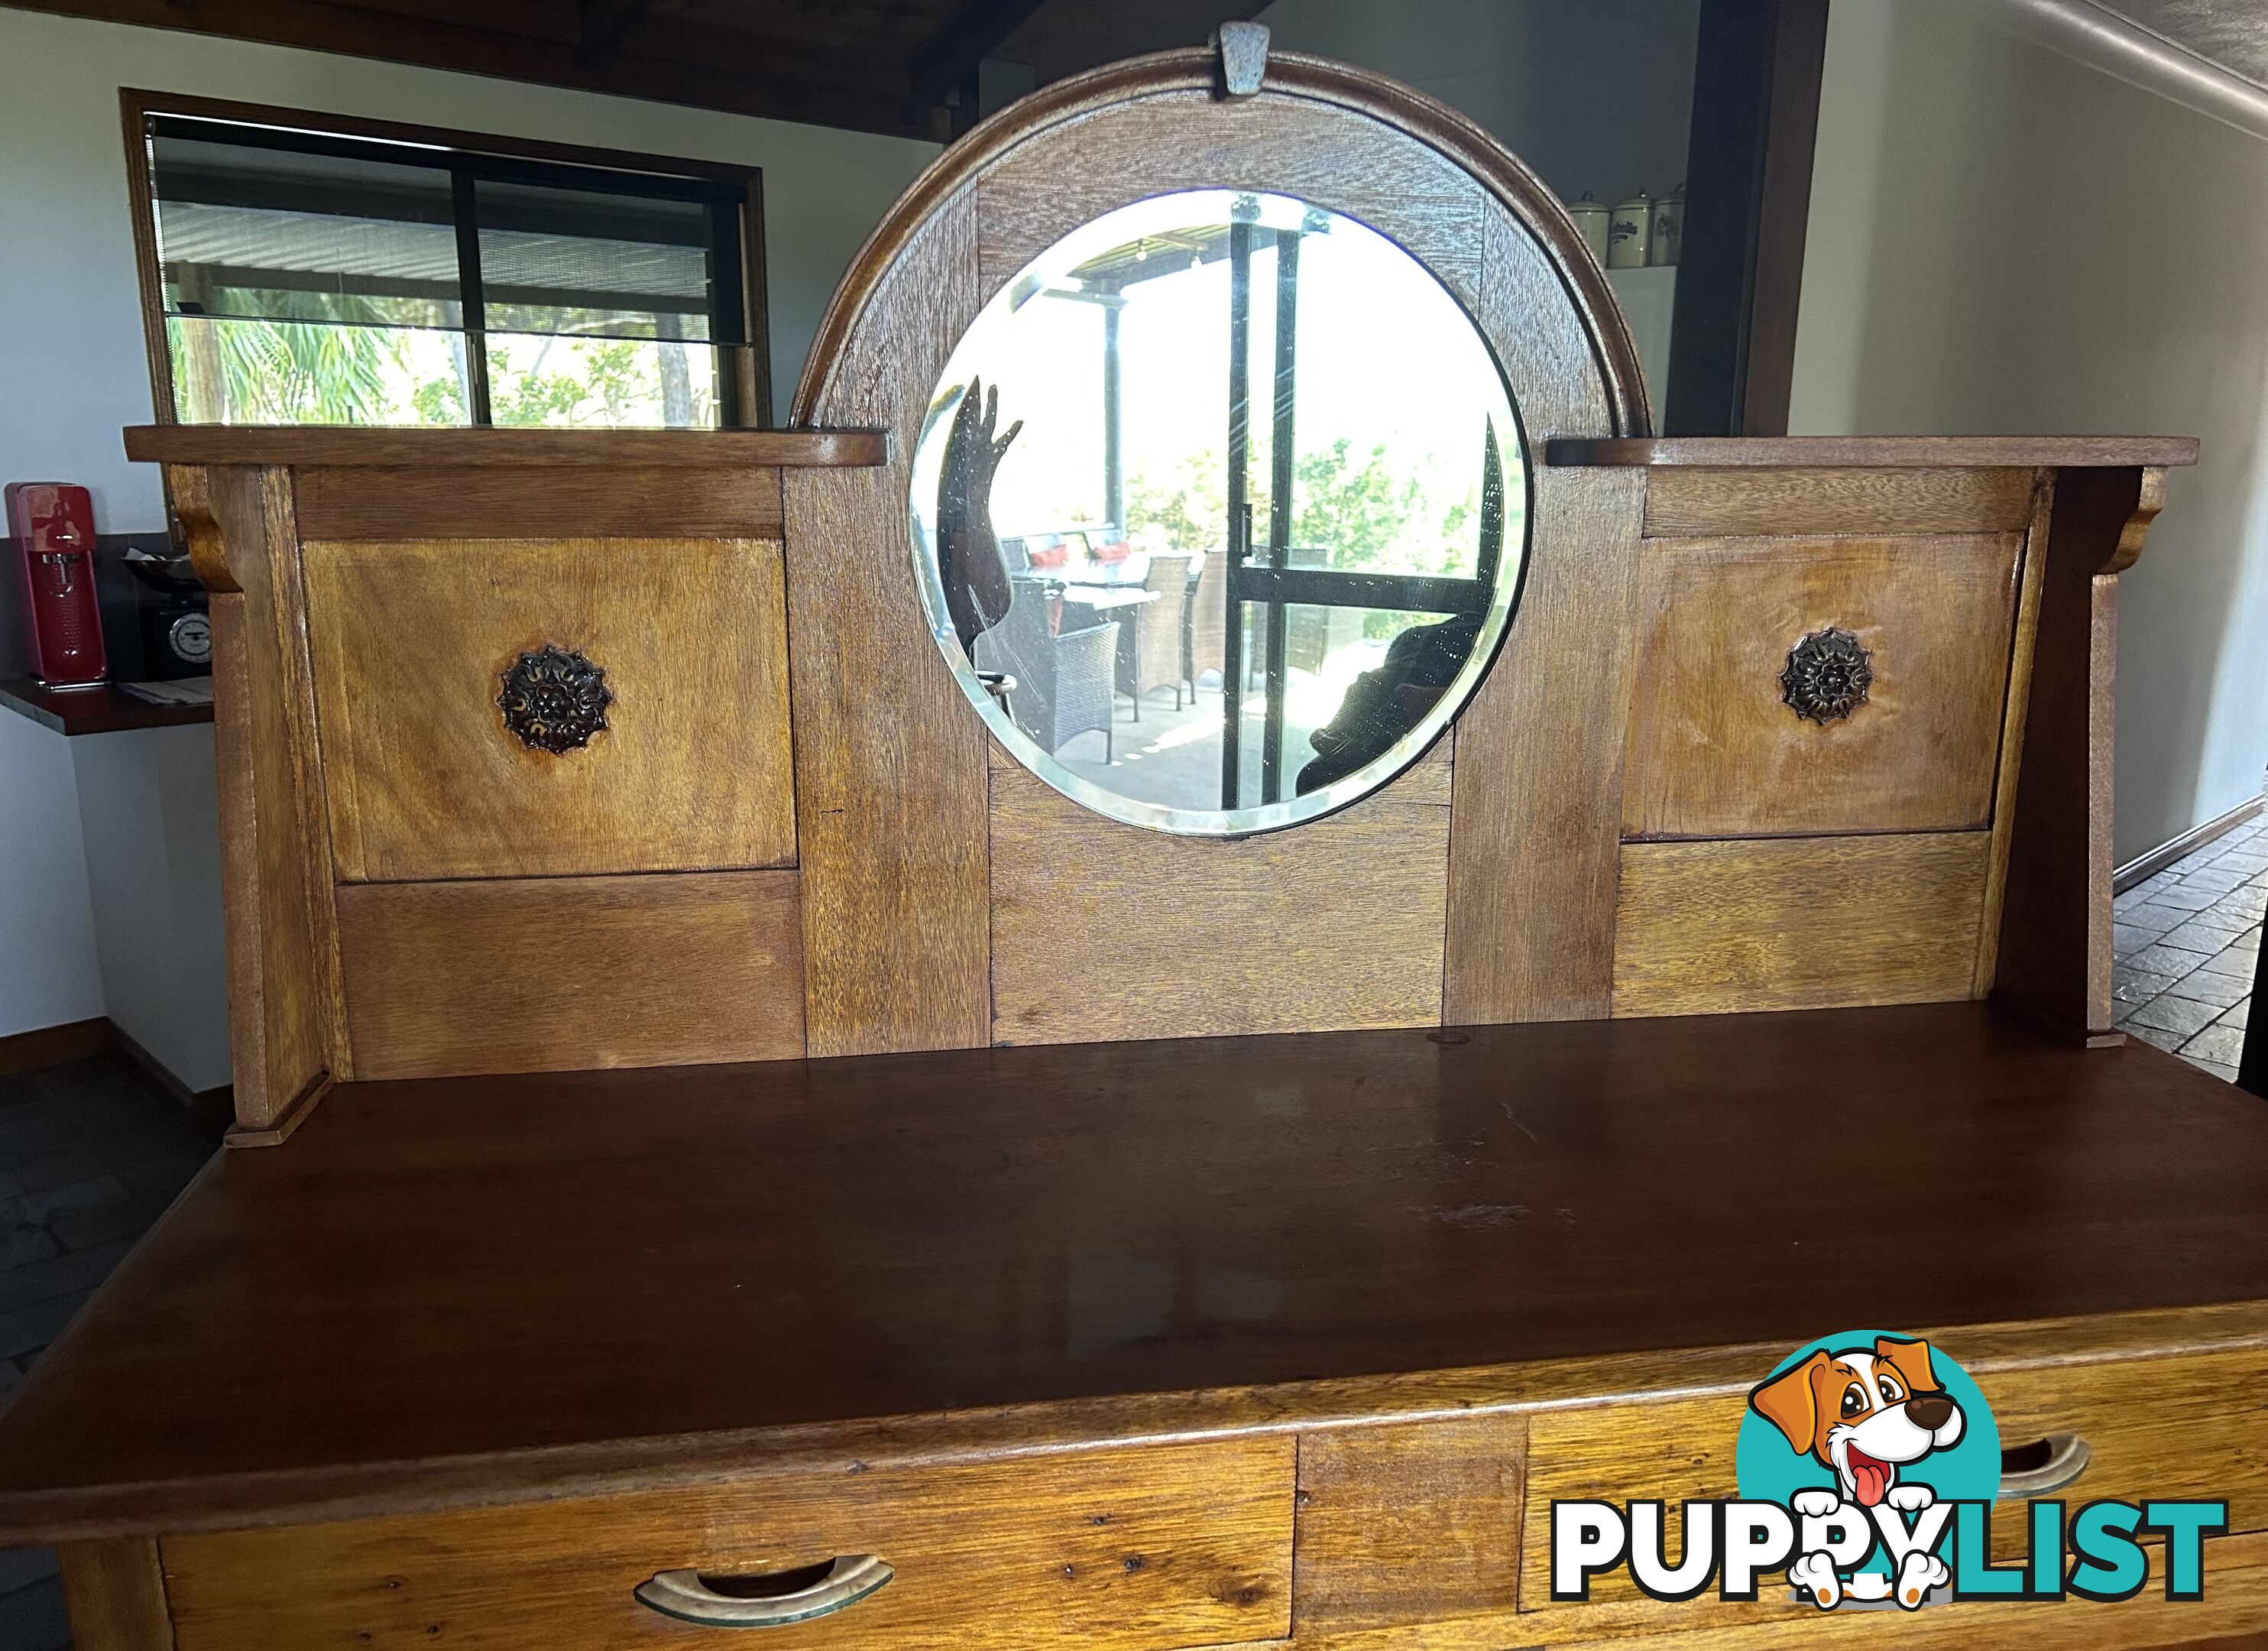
<box><xmin>1737</xmin><ymin>1330</ymin><xmax>2001</xmax><ymax>1610</ymax></box>
<box><xmin>1751</xmin><ymin>1337</ymin><xmax>1965</xmax><ymax>1510</ymax></box>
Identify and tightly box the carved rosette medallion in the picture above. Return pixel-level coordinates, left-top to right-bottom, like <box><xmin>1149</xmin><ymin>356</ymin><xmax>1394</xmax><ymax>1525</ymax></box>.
<box><xmin>497</xmin><ymin>645</ymin><xmax>612</xmax><ymax>754</ymax></box>
<box><xmin>1779</xmin><ymin>627</ymin><xmax>1872</xmax><ymax>725</ymax></box>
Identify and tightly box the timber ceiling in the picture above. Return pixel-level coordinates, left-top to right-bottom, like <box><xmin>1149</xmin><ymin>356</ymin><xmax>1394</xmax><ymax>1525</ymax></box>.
<box><xmin>8</xmin><ymin>0</ymin><xmax>1265</xmax><ymax>141</ymax></box>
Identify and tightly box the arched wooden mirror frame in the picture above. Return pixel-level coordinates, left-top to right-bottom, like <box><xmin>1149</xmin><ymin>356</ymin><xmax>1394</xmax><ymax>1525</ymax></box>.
<box><xmin>786</xmin><ymin>45</ymin><xmax>1652</xmax><ymax>1059</ymax></box>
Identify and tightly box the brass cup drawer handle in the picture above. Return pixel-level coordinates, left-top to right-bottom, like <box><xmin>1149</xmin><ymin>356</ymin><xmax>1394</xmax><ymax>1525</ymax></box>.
<box><xmin>634</xmin><ymin>1555</ymin><xmax>893</xmax><ymax>1627</ymax></box>
<box><xmin>1997</xmin><ymin>1433</ymin><xmax>2091</xmax><ymax>1499</ymax></box>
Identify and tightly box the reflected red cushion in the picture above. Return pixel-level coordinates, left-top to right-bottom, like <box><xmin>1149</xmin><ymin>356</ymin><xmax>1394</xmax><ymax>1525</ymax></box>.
<box><xmin>1027</xmin><ymin>542</ymin><xmax>1070</xmax><ymax>569</ymax></box>
<box><xmin>1092</xmin><ymin>538</ymin><xmax>1133</xmax><ymax>563</ymax></box>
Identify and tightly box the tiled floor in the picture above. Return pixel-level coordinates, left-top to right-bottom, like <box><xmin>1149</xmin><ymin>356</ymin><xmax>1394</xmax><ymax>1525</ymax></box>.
<box><xmin>2111</xmin><ymin>817</ymin><xmax>2267</xmax><ymax>1081</ymax></box>
<box><xmin>0</xmin><ymin>1055</ymin><xmax>217</xmax><ymax>1651</ymax></box>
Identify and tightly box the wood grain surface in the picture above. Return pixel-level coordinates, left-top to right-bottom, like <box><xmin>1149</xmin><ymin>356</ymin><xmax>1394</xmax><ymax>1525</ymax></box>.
<box><xmin>57</xmin><ymin>1540</ymin><xmax>172</xmax><ymax>1651</ymax></box>
<box><xmin>1622</xmin><ymin>534</ymin><xmax>2023</xmax><ymax>840</ymax></box>
<box><xmin>793</xmin><ymin>50</ymin><xmax>1644</xmax><ymax>436</ymax></box>
<box><xmin>987</xmin><ymin>767</ymin><xmax>1450</xmax><ymax>1045</ymax></box>
<box><xmin>162</xmin><ymin>1439</ymin><xmax>1292</xmax><ymax>1651</ymax></box>
<box><xmin>183</xmin><ymin>465</ymin><xmax>347</xmax><ymax>1124</ymax></box>
<box><xmin>4</xmin><ymin>1005</ymin><xmax>2267</xmax><ymax>1540</ymax></box>
<box><xmin>786</xmin><ymin>185</ymin><xmax>990</xmax><ymax>1058</ymax></box>
<box><xmin>1443</xmin><ymin>466</ymin><xmax>1644</xmax><ymax>1024</ymax></box>
<box><xmin>335</xmin><ymin>871</ymin><xmax>805</xmax><ymax>1078</ymax></box>
<box><xmin>125</xmin><ymin>426</ymin><xmax>885</xmax><ymax>469</ymax></box>
<box><xmin>1549</xmin><ymin>436</ymin><xmax>2200</xmax><ymax>470</ymax></box>
<box><xmin>1613</xmin><ymin>834</ymin><xmax>1990</xmax><ymax>1016</ymax></box>
<box><xmin>292</xmin><ymin>465</ymin><xmax>785</xmax><ymax>540</ymax></box>
<box><xmin>1294</xmin><ymin>1415</ymin><xmax>1525</xmax><ymax>1631</ymax></box>
<box><xmin>1994</xmin><ymin>467</ymin><xmax>2164</xmax><ymax>1043</ymax></box>
<box><xmin>1641</xmin><ymin>465</ymin><xmax>2038</xmax><ymax>537</ymax></box>
<box><xmin>304</xmin><ymin>537</ymin><xmax>795</xmax><ymax>883</ymax></box>
<box><xmin>1973</xmin><ymin>478</ymin><xmax>2056</xmax><ymax>994</ymax></box>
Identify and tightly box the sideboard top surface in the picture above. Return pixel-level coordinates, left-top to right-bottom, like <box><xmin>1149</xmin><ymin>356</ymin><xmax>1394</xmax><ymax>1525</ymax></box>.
<box><xmin>2</xmin><ymin>1003</ymin><xmax>2266</xmax><ymax>1542</ymax></box>
<box><xmin>1545</xmin><ymin>435</ymin><xmax>2202</xmax><ymax>469</ymax></box>
<box><xmin>121</xmin><ymin>425</ymin><xmax>888</xmax><ymax>469</ymax></box>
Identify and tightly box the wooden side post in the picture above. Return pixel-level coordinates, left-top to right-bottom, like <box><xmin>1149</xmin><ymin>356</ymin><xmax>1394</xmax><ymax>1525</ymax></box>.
<box><xmin>175</xmin><ymin>462</ymin><xmax>345</xmax><ymax>1140</ymax></box>
<box><xmin>57</xmin><ymin>1540</ymin><xmax>172</xmax><ymax>1651</ymax></box>
<box><xmin>1991</xmin><ymin>465</ymin><xmax>2166</xmax><ymax>1044</ymax></box>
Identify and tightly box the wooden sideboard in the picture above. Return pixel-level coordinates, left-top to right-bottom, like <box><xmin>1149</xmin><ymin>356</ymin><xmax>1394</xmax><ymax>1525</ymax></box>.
<box><xmin>8</xmin><ymin>1008</ymin><xmax>2268</xmax><ymax>1650</ymax></box>
<box><xmin>5</xmin><ymin>37</ymin><xmax>2260</xmax><ymax>1651</ymax></box>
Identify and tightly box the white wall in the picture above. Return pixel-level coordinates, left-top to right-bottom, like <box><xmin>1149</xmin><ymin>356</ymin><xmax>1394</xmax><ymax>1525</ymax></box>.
<box><xmin>1258</xmin><ymin>0</ymin><xmax>1701</xmax><ymax>208</ymax></box>
<box><xmin>0</xmin><ymin>8</ymin><xmax>937</xmax><ymax>1066</ymax></box>
<box><xmin>1790</xmin><ymin>0</ymin><xmax>2268</xmax><ymax>864</ymax></box>
<box><xmin>0</xmin><ymin>712</ymin><xmax>104</xmax><ymax>1041</ymax></box>
<box><xmin>70</xmin><ymin>725</ymin><xmax>231</xmax><ymax>1090</ymax></box>
<box><xmin>0</xmin><ymin>6</ymin><xmax>940</xmax><ymax>539</ymax></box>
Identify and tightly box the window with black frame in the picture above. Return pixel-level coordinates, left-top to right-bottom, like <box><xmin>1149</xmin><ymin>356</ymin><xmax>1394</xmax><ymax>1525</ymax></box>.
<box><xmin>135</xmin><ymin>109</ymin><xmax>763</xmax><ymax>429</ymax></box>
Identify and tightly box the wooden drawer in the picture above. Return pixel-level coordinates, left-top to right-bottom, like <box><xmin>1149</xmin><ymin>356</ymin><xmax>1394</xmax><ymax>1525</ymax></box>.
<box><xmin>303</xmin><ymin>536</ymin><xmax>795</xmax><ymax>883</ymax></box>
<box><xmin>1517</xmin><ymin>1344</ymin><xmax>2268</xmax><ymax>1633</ymax></box>
<box><xmin>161</xmin><ymin>1439</ymin><xmax>1293</xmax><ymax>1651</ymax></box>
<box><xmin>1624</xmin><ymin>533</ymin><xmax>2025</xmax><ymax>840</ymax></box>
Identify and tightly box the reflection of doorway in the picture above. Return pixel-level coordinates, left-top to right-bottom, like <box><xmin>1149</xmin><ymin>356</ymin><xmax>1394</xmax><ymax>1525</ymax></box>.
<box><xmin>1214</xmin><ymin>201</ymin><xmax>1502</xmax><ymax>809</ymax></box>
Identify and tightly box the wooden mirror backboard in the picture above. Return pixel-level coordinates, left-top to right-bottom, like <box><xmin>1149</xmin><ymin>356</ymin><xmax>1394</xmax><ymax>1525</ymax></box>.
<box><xmin>788</xmin><ymin>47</ymin><xmax>1654</xmax><ymax>1057</ymax></box>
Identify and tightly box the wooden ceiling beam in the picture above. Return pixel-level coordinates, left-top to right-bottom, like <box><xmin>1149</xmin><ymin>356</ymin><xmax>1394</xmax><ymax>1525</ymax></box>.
<box><xmin>574</xmin><ymin>0</ymin><xmax>648</xmax><ymax>63</ymax></box>
<box><xmin>905</xmin><ymin>0</ymin><xmax>1048</xmax><ymax>112</ymax></box>
<box><xmin>11</xmin><ymin>0</ymin><xmax>928</xmax><ymax>138</ymax></box>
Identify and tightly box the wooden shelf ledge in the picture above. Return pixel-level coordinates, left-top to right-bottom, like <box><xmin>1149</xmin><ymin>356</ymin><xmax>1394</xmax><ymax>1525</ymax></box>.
<box><xmin>122</xmin><ymin>425</ymin><xmax>889</xmax><ymax>470</ymax></box>
<box><xmin>1546</xmin><ymin>435</ymin><xmax>2201</xmax><ymax>469</ymax></box>
<box><xmin>0</xmin><ymin>678</ymin><xmax>212</xmax><ymax>737</ymax></box>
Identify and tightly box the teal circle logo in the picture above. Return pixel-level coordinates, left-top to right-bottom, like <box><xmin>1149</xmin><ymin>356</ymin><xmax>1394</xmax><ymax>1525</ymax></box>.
<box><xmin>1736</xmin><ymin>1331</ymin><xmax>2000</xmax><ymax>1583</ymax></box>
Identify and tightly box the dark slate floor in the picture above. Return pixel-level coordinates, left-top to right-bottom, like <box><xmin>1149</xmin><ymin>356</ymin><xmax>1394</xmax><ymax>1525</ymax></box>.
<box><xmin>2111</xmin><ymin>819</ymin><xmax>2267</xmax><ymax>1079</ymax></box>
<box><xmin>0</xmin><ymin>1056</ymin><xmax>216</xmax><ymax>1651</ymax></box>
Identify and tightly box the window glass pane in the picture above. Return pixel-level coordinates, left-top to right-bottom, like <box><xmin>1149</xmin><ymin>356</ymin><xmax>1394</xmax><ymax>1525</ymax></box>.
<box><xmin>484</xmin><ymin>333</ymin><xmax>722</xmax><ymax>429</ymax></box>
<box><xmin>164</xmin><ymin>314</ymin><xmax>475</xmax><ymax>427</ymax></box>
<box><xmin>473</xmin><ymin>178</ymin><xmax>718</xmax><ymax>342</ymax></box>
<box><xmin>151</xmin><ymin>131</ymin><xmax>463</xmax><ymax>330</ymax></box>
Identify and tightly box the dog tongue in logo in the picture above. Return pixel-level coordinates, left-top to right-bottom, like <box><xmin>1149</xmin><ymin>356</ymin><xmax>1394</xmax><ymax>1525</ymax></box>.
<box><xmin>1848</xmin><ymin>1446</ymin><xmax>1891</xmax><ymax>1507</ymax></box>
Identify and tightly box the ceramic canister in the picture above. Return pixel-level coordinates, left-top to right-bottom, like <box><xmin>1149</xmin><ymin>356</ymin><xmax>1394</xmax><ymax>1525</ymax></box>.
<box><xmin>1608</xmin><ymin>193</ymin><xmax>1652</xmax><ymax>269</ymax></box>
<box><xmin>1650</xmin><ymin>184</ymin><xmax>1686</xmax><ymax>267</ymax></box>
<box><xmin>1565</xmin><ymin>193</ymin><xmax>1612</xmax><ymax>263</ymax></box>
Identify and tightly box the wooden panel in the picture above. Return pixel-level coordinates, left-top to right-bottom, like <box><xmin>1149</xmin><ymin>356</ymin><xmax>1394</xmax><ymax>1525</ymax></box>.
<box><xmin>304</xmin><ymin>537</ymin><xmax>794</xmax><ymax>882</ymax></box>
<box><xmin>57</xmin><ymin>1539</ymin><xmax>172</xmax><ymax>1651</ymax></box>
<box><xmin>787</xmin><ymin>186</ymin><xmax>991</xmax><ymax>1059</ymax></box>
<box><xmin>336</xmin><ymin>871</ymin><xmax>805</xmax><ymax>1077</ymax></box>
<box><xmin>1643</xmin><ymin>466</ymin><xmax>2037</xmax><ymax>537</ymax></box>
<box><xmin>162</xmin><ymin>1439</ymin><xmax>1293</xmax><ymax>1651</ymax></box>
<box><xmin>1614</xmin><ymin>834</ymin><xmax>1989</xmax><ymax>1017</ymax></box>
<box><xmin>1294</xmin><ymin>1415</ymin><xmax>1525</xmax><ymax>1632</ymax></box>
<box><xmin>1444</xmin><ymin>466</ymin><xmax>1644</xmax><ymax>1024</ymax></box>
<box><xmin>978</xmin><ymin>92</ymin><xmax>1484</xmax><ymax>327</ymax></box>
<box><xmin>127</xmin><ymin>425</ymin><xmax>885</xmax><ymax>469</ymax></box>
<box><xmin>1624</xmin><ymin>534</ymin><xmax>2023</xmax><ymax>840</ymax></box>
<box><xmin>1549</xmin><ymin>435</ymin><xmax>2202</xmax><ymax>469</ymax></box>
<box><xmin>1995</xmin><ymin>468</ymin><xmax>2166</xmax><ymax>1044</ymax></box>
<box><xmin>293</xmin><ymin>465</ymin><xmax>784</xmax><ymax>540</ymax></box>
<box><xmin>177</xmin><ymin>465</ymin><xmax>347</xmax><ymax>1125</ymax></box>
<box><xmin>989</xmin><ymin>767</ymin><xmax>1448</xmax><ymax>1044</ymax></box>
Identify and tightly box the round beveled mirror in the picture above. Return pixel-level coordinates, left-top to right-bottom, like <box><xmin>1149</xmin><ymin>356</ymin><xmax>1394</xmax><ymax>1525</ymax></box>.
<box><xmin>909</xmin><ymin>189</ymin><xmax>1530</xmax><ymax>835</ymax></box>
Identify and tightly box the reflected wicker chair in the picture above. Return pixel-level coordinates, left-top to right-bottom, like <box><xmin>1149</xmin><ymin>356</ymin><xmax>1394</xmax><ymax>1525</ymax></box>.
<box><xmin>1187</xmin><ymin>550</ymin><xmax>1226</xmax><ymax>695</ymax></box>
<box><xmin>975</xmin><ymin>580</ymin><xmax>1119</xmax><ymax>763</ymax></box>
<box><xmin>1129</xmin><ymin>553</ymin><xmax>1192</xmax><ymax>711</ymax></box>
